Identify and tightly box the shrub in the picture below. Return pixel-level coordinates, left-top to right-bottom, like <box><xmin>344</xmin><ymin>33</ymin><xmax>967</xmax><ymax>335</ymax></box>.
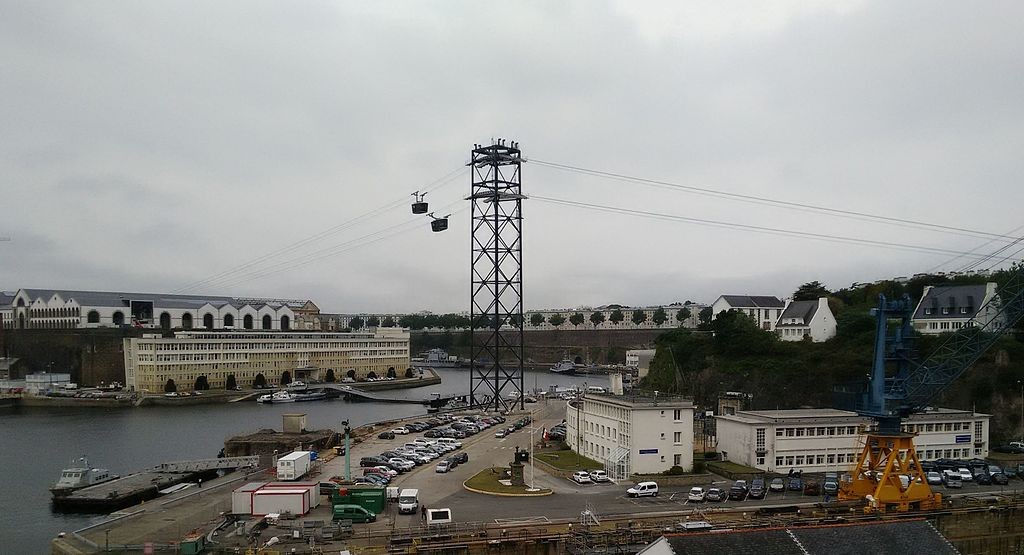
<box><xmin>704</xmin><ymin>451</ymin><xmax>719</xmax><ymax>460</ymax></box>
<box><xmin>693</xmin><ymin>461</ymin><xmax>706</xmax><ymax>474</ymax></box>
<box><xmin>663</xmin><ymin>465</ymin><xmax>686</xmax><ymax>476</ymax></box>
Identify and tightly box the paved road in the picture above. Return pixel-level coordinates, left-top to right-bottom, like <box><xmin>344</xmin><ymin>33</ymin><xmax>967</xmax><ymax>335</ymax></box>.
<box><xmin>319</xmin><ymin>402</ymin><xmax>1024</xmax><ymax>528</ymax></box>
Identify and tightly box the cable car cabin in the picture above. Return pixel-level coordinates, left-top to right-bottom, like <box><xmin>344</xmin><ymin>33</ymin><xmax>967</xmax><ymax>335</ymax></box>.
<box><xmin>411</xmin><ymin>201</ymin><xmax>428</xmax><ymax>214</ymax></box>
<box><xmin>431</xmin><ymin>217</ymin><xmax>449</xmax><ymax>232</ymax></box>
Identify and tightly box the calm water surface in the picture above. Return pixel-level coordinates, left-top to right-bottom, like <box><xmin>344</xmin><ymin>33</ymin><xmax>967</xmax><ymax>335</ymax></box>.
<box><xmin>0</xmin><ymin>368</ymin><xmax>596</xmax><ymax>552</ymax></box>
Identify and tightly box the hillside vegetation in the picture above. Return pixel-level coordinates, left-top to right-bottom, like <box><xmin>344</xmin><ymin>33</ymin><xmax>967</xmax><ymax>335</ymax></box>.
<box><xmin>641</xmin><ymin>269</ymin><xmax>1024</xmax><ymax>444</ymax></box>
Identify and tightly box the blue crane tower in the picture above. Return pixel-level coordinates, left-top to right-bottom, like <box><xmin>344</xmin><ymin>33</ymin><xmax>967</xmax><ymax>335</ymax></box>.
<box><xmin>838</xmin><ymin>266</ymin><xmax>1024</xmax><ymax>512</ymax></box>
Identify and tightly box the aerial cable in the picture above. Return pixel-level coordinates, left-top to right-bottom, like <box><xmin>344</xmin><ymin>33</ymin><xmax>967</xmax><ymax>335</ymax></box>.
<box><xmin>173</xmin><ymin>166</ymin><xmax>465</xmax><ymax>294</ymax></box>
<box><xmin>217</xmin><ymin>201</ymin><xmax>467</xmax><ymax>289</ymax></box>
<box><xmin>530</xmin><ymin>159</ymin><xmax>1021</xmax><ymax>243</ymax></box>
<box><xmin>532</xmin><ymin>195</ymin><xmax>1021</xmax><ymax>263</ymax></box>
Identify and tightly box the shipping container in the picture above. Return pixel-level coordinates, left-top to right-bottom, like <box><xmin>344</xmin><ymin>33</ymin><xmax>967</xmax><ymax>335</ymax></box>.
<box><xmin>276</xmin><ymin>451</ymin><xmax>313</xmax><ymax>481</ymax></box>
<box><xmin>231</xmin><ymin>482</ymin><xmax>268</xmax><ymax>515</ymax></box>
<box><xmin>331</xmin><ymin>486</ymin><xmax>385</xmax><ymax>513</ymax></box>
<box><xmin>252</xmin><ymin>488</ymin><xmax>310</xmax><ymax>516</ymax></box>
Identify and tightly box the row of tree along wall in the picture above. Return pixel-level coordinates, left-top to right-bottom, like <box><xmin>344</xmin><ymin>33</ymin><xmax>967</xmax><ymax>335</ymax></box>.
<box><xmin>411</xmin><ymin>328</ymin><xmax>667</xmax><ymax>366</ymax></box>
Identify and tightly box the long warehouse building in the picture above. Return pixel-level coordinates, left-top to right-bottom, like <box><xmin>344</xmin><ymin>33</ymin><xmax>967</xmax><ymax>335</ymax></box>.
<box><xmin>124</xmin><ymin>328</ymin><xmax>410</xmax><ymax>392</ymax></box>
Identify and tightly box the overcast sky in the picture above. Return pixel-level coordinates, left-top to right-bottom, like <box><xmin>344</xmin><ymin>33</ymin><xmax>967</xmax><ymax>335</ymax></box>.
<box><xmin>2</xmin><ymin>1</ymin><xmax>1022</xmax><ymax>313</ymax></box>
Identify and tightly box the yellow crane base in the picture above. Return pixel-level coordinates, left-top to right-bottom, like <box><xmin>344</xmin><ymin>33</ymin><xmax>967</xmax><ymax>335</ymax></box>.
<box><xmin>838</xmin><ymin>432</ymin><xmax>942</xmax><ymax>513</ymax></box>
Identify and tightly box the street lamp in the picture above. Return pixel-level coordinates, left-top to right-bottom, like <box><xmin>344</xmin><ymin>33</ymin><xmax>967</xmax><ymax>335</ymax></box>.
<box><xmin>341</xmin><ymin>420</ymin><xmax>352</xmax><ymax>482</ymax></box>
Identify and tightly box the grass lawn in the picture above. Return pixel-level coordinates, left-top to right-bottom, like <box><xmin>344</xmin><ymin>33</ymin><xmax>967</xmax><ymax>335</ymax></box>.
<box><xmin>464</xmin><ymin>467</ymin><xmax>551</xmax><ymax>495</ymax></box>
<box><xmin>535</xmin><ymin>450</ymin><xmax>602</xmax><ymax>470</ymax></box>
<box><xmin>707</xmin><ymin>460</ymin><xmax>762</xmax><ymax>474</ymax></box>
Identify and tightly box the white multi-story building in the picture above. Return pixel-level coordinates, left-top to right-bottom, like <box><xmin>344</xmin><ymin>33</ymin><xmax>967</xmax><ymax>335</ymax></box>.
<box><xmin>0</xmin><ymin>291</ymin><xmax>14</xmax><ymax>329</ymax></box>
<box><xmin>911</xmin><ymin>283</ymin><xmax>999</xmax><ymax>335</ymax></box>
<box><xmin>710</xmin><ymin>295</ymin><xmax>786</xmax><ymax>331</ymax></box>
<box><xmin>7</xmin><ymin>288</ymin><xmax>301</xmax><ymax>331</ymax></box>
<box><xmin>716</xmin><ymin>408</ymin><xmax>990</xmax><ymax>474</ymax></box>
<box><xmin>565</xmin><ymin>391</ymin><xmax>694</xmax><ymax>479</ymax></box>
<box><xmin>123</xmin><ymin>328</ymin><xmax>410</xmax><ymax>393</ymax></box>
<box><xmin>775</xmin><ymin>297</ymin><xmax>837</xmax><ymax>342</ymax></box>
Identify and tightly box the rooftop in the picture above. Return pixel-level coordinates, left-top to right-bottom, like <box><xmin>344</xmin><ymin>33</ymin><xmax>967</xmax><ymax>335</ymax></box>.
<box><xmin>776</xmin><ymin>299</ymin><xmax>820</xmax><ymax>326</ymax></box>
<box><xmin>913</xmin><ymin>283</ymin><xmax>992</xmax><ymax>320</ymax></box>
<box><xmin>643</xmin><ymin>520</ymin><xmax>958</xmax><ymax>555</ymax></box>
<box><xmin>719</xmin><ymin>295</ymin><xmax>785</xmax><ymax>308</ymax></box>
<box><xmin>587</xmin><ymin>390</ymin><xmax>693</xmax><ymax>408</ymax></box>
<box><xmin>722</xmin><ymin>408</ymin><xmax>866</xmax><ymax>423</ymax></box>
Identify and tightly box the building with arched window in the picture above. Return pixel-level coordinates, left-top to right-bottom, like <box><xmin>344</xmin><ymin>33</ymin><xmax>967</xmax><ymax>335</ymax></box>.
<box><xmin>123</xmin><ymin>328</ymin><xmax>410</xmax><ymax>393</ymax></box>
<box><xmin>6</xmin><ymin>289</ymin><xmax>301</xmax><ymax>331</ymax></box>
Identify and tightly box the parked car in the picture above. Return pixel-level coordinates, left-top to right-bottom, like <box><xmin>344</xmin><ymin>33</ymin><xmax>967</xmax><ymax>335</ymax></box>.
<box><xmin>992</xmin><ymin>472</ymin><xmax>1009</xmax><ymax>485</ymax></box>
<box><xmin>769</xmin><ymin>478</ymin><xmax>786</xmax><ymax>492</ymax></box>
<box><xmin>571</xmin><ymin>471</ymin><xmax>593</xmax><ymax>484</ymax></box>
<box><xmin>392</xmin><ymin>427</ymin><xmax>410</xmax><ymax>435</ymax></box>
<box><xmin>360</xmin><ymin>456</ymin><xmax>388</xmax><ymax>468</ymax></box>
<box><xmin>728</xmin><ymin>484</ymin><xmax>747</xmax><ymax>501</ymax></box>
<box><xmin>823</xmin><ymin>473</ymin><xmax>840</xmax><ymax>495</ymax></box>
<box><xmin>378</xmin><ymin>431</ymin><xmax>396</xmax><ymax>440</ymax></box>
<box><xmin>453</xmin><ymin>452</ymin><xmax>469</xmax><ymax>464</ymax></box>
<box><xmin>589</xmin><ymin>470</ymin><xmax>610</xmax><ymax>483</ymax></box>
<box><xmin>705</xmin><ymin>487</ymin><xmax>726</xmax><ymax>502</ymax></box>
<box><xmin>435</xmin><ymin>461</ymin><xmax>450</xmax><ymax>473</ymax></box>
<box><xmin>803</xmin><ymin>481</ymin><xmax>821</xmax><ymax>496</ymax></box>
<box><xmin>626</xmin><ymin>481</ymin><xmax>659</xmax><ymax>497</ymax></box>
<box><xmin>974</xmin><ymin>472</ymin><xmax>992</xmax><ymax>485</ymax></box>
<box><xmin>926</xmin><ymin>471</ymin><xmax>944</xmax><ymax>485</ymax></box>
<box><xmin>687</xmin><ymin>487</ymin><xmax>706</xmax><ymax>502</ymax></box>
<box><xmin>788</xmin><ymin>477</ymin><xmax>803</xmax><ymax>491</ymax></box>
<box><xmin>958</xmin><ymin>468</ymin><xmax>974</xmax><ymax>482</ymax></box>
<box><xmin>748</xmin><ymin>479</ymin><xmax>766</xmax><ymax>499</ymax></box>
<box><xmin>495</xmin><ymin>430</ymin><xmax>507</xmax><ymax>438</ymax></box>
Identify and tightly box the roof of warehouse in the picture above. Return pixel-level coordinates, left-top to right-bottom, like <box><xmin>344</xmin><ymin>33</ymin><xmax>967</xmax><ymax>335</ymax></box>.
<box><xmin>642</xmin><ymin>520</ymin><xmax>958</xmax><ymax>555</ymax></box>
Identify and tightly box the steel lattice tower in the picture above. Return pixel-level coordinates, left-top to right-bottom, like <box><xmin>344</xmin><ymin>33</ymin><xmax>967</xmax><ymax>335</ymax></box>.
<box><xmin>469</xmin><ymin>140</ymin><xmax>525</xmax><ymax>412</ymax></box>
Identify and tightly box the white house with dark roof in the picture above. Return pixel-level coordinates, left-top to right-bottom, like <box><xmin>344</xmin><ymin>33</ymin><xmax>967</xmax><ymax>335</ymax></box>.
<box><xmin>911</xmin><ymin>282</ymin><xmax>999</xmax><ymax>335</ymax></box>
<box><xmin>710</xmin><ymin>295</ymin><xmax>786</xmax><ymax>330</ymax></box>
<box><xmin>8</xmin><ymin>288</ymin><xmax>299</xmax><ymax>331</ymax></box>
<box><xmin>776</xmin><ymin>297</ymin><xmax>836</xmax><ymax>342</ymax></box>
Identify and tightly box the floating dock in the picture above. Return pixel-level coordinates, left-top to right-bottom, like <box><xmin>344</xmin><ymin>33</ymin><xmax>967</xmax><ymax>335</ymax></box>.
<box><xmin>52</xmin><ymin>456</ymin><xmax>260</xmax><ymax>513</ymax></box>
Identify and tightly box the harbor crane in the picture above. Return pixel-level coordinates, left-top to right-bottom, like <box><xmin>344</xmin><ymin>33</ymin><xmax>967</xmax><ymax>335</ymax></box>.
<box><xmin>838</xmin><ymin>265</ymin><xmax>1024</xmax><ymax>512</ymax></box>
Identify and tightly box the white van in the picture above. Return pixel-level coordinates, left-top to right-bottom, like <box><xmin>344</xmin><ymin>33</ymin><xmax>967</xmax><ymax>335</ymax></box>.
<box><xmin>397</xmin><ymin>488</ymin><xmax>419</xmax><ymax>514</ymax></box>
<box><xmin>626</xmin><ymin>481</ymin><xmax>659</xmax><ymax>497</ymax></box>
<box><xmin>436</xmin><ymin>437</ymin><xmax>462</xmax><ymax>449</ymax></box>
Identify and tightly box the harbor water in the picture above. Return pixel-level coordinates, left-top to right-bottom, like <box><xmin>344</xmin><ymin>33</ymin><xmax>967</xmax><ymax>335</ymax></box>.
<box><xmin>0</xmin><ymin>367</ymin><xmax>597</xmax><ymax>552</ymax></box>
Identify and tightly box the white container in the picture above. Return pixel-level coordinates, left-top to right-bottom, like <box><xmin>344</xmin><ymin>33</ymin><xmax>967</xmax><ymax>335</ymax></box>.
<box><xmin>262</xmin><ymin>482</ymin><xmax>320</xmax><ymax>508</ymax></box>
<box><xmin>276</xmin><ymin>451</ymin><xmax>312</xmax><ymax>481</ymax></box>
<box><xmin>231</xmin><ymin>482</ymin><xmax>267</xmax><ymax>515</ymax></box>
<box><xmin>252</xmin><ymin>488</ymin><xmax>310</xmax><ymax>516</ymax></box>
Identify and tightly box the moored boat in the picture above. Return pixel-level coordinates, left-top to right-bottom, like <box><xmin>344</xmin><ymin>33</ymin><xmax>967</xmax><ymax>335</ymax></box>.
<box><xmin>50</xmin><ymin>458</ymin><xmax>119</xmax><ymax>497</ymax></box>
<box><xmin>550</xmin><ymin>359</ymin><xmax>577</xmax><ymax>375</ymax></box>
<box><xmin>257</xmin><ymin>390</ymin><xmax>297</xmax><ymax>404</ymax></box>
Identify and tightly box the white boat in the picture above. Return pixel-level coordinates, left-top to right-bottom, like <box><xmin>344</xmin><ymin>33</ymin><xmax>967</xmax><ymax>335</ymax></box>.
<box><xmin>550</xmin><ymin>360</ymin><xmax>577</xmax><ymax>375</ymax></box>
<box><xmin>50</xmin><ymin>457</ymin><xmax>120</xmax><ymax>497</ymax></box>
<box><xmin>257</xmin><ymin>390</ymin><xmax>297</xmax><ymax>404</ymax></box>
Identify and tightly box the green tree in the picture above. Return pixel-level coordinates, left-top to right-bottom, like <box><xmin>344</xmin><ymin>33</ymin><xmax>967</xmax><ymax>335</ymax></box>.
<box><xmin>530</xmin><ymin>313</ymin><xmax>545</xmax><ymax>327</ymax></box>
<box><xmin>399</xmin><ymin>315</ymin><xmax>420</xmax><ymax>329</ymax></box>
<box><xmin>676</xmin><ymin>308</ymin><xmax>692</xmax><ymax>326</ymax></box>
<box><xmin>366</xmin><ymin>371</ymin><xmax>377</xmax><ymax>380</ymax></box>
<box><xmin>280</xmin><ymin>371</ymin><xmax>292</xmax><ymax>386</ymax></box>
<box><xmin>569</xmin><ymin>312</ymin><xmax>585</xmax><ymax>328</ymax></box>
<box><xmin>405</xmin><ymin>367</ymin><xmax>415</xmax><ymax>378</ymax></box>
<box><xmin>609</xmin><ymin>309</ymin><xmax>625</xmax><ymax>326</ymax></box>
<box><xmin>793</xmin><ymin>281</ymin><xmax>831</xmax><ymax>301</ymax></box>
<box><xmin>367</xmin><ymin>316</ymin><xmax>380</xmax><ymax>327</ymax></box>
<box><xmin>590</xmin><ymin>311</ymin><xmax>606</xmax><ymax>328</ymax></box>
<box><xmin>632</xmin><ymin>309</ymin><xmax>647</xmax><ymax>326</ymax></box>
<box><xmin>346</xmin><ymin>369</ymin><xmax>356</xmax><ymax>380</ymax></box>
<box><xmin>324</xmin><ymin>369</ymin><xmax>336</xmax><ymax>383</ymax></box>
<box><xmin>712</xmin><ymin>310</ymin><xmax>776</xmax><ymax>356</ymax></box>
<box><xmin>382</xmin><ymin>316</ymin><xmax>396</xmax><ymax>327</ymax></box>
<box><xmin>253</xmin><ymin>373</ymin><xmax>267</xmax><ymax>388</ymax></box>
<box><xmin>652</xmin><ymin>307</ymin><xmax>668</xmax><ymax>326</ymax></box>
<box><xmin>548</xmin><ymin>313</ymin><xmax>566</xmax><ymax>328</ymax></box>
<box><xmin>194</xmin><ymin>375</ymin><xmax>209</xmax><ymax>391</ymax></box>
<box><xmin>225</xmin><ymin>374</ymin><xmax>237</xmax><ymax>390</ymax></box>
<box><xmin>698</xmin><ymin>307</ymin><xmax>714</xmax><ymax>325</ymax></box>
<box><xmin>349</xmin><ymin>317</ymin><xmax>364</xmax><ymax>330</ymax></box>
<box><xmin>386</xmin><ymin>367</ymin><xmax>397</xmax><ymax>378</ymax></box>
<box><xmin>164</xmin><ymin>379</ymin><xmax>177</xmax><ymax>393</ymax></box>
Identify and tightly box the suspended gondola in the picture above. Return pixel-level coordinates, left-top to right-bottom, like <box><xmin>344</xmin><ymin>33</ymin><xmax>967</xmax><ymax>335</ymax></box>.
<box><xmin>428</xmin><ymin>213</ymin><xmax>450</xmax><ymax>232</ymax></box>
<box><xmin>411</xmin><ymin>191</ymin><xmax>428</xmax><ymax>214</ymax></box>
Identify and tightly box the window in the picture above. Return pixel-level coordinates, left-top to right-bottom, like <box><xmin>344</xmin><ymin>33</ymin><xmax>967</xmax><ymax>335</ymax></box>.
<box><xmin>847</xmin><ymin>426</ymin><xmax>857</xmax><ymax>435</ymax></box>
<box><xmin>673</xmin><ymin>409</ymin><xmax>682</xmax><ymax>420</ymax></box>
<box><xmin>807</xmin><ymin>428</ymin><xmax>815</xmax><ymax>437</ymax></box>
<box><xmin>785</xmin><ymin>428</ymin><xmax>795</xmax><ymax>437</ymax></box>
<box><xmin>944</xmin><ymin>423</ymin><xmax>952</xmax><ymax>431</ymax></box>
<box><xmin>785</xmin><ymin>456</ymin><xmax>794</xmax><ymax>466</ymax></box>
<box><xmin>941</xmin><ymin>307</ymin><xmax>950</xmax><ymax>315</ymax></box>
<box><xmin>925</xmin><ymin>450</ymin><xmax>933</xmax><ymax>459</ymax></box>
<box><xmin>776</xmin><ymin>428</ymin><xmax>784</xmax><ymax>437</ymax></box>
<box><xmin>776</xmin><ymin>457</ymin><xmax>784</xmax><ymax>466</ymax></box>
<box><xmin>827</xmin><ymin>454</ymin><xmax>835</xmax><ymax>464</ymax></box>
<box><xmin>757</xmin><ymin>457</ymin><xmax>765</xmax><ymax>465</ymax></box>
<box><xmin>960</xmin><ymin>307</ymin><xmax>970</xmax><ymax>314</ymax></box>
<box><xmin>795</xmin><ymin>455</ymin><xmax>805</xmax><ymax>465</ymax></box>
<box><xmin>827</xmin><ymin>427</ymin><xmax>836</xmax><ymax>436</ymax></box>
<box><xmin>756</xmin><ymin>428</ymin><xmax>765</xmax><ymax>449</ymax></box>
<box><xmin>924</xmin><ymin>308</ymin><xmax>933</xmax><ymax>315</ymax></box>
<box><xmin>673</xmin><ymin>432</ymin><xmax>682</xmax><ymax>444</ymax></box>
<box><xmin>796</xmin><ymin>428</ymin><xmax>805</xmax><ymax>437</ymax></box>
<box><xmin>816</xmin><ymin>455</ymin><xmax>824</xmax><ymax>464</ymax></box>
